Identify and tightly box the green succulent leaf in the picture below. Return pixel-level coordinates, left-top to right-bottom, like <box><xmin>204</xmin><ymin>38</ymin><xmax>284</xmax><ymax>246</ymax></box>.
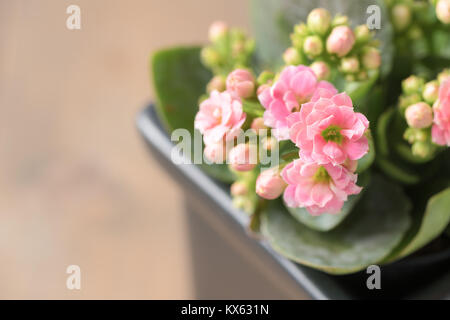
<box><xmin>384</xmin><ymin>188</ymin><xmax>450</xmax><ymax>263</ymax></box>
<box><xmin>151</xmin><ymin>46</ymin><xmax>235</xmax><ymax>183</ymax></box>
<box><xmin>261</xmin><ymin>174</ymin><xmax>411</xmax><ymax>274</ymax></box>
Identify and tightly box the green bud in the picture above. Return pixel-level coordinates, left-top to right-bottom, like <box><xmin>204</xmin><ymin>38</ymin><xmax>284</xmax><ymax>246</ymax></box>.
<box><xmin>332</xmin><ymin>14</ymin><xmax>349</xmax><ymax>27</ymax></box>
<box><xmin>403</xmin><ymin>127</ymin><xmax>416</xmax><ymax>144</ymax></box>
<box><xmin>355</xmin><ymin>25</ymin><xmax>371</xmax><ymax>44</ymax></box>
<box><xmin>402</xmin><ymin>75</ymin><xmax>425</xmax><ymax>95</ymax></box>
<box><xmin>303</xmin><ymin>35</ymin><xmax>323</xmax><ymax>57</ymax></box>
<box><xmin>408</xmin><ymin>25</ymin><xmax>423</xmax><ymax>40</ymax></box>
<box><xmin>294</xmin><ymin>23</ymin><xmax>309</xmax><ymax>37</ymax></box>
<box><xmin>307</xmin><ymin>8</ymin><xmax>331</xmax><ymax>35</ymax></box>
<box><xmin>340</xmin><ymin>56</ymin><xmax>360</xmax><ymax>73</ymax></box>
<box><xmin>399</xmin><ymin>93</ymin><xmax>422</xmax><ymax>113</ymax></box>
<box><xmin>201</xmin><ymin>47</ymin><xmax>221</xmax><ymax>67</ymax></box>
<box><xmin>392</xmin><ymin>4</ymin><xmax>412</xmax><ymax>31</ymax></box>
<box><xmin>257</xmin><ymin>71</ymin><xmax>275</xmax><ymax>86</ymax></box>
<box><xmin>412</xmin><ymin>141</ymin><xmax>433</xmax><ymax>158</ymax></box>
<box><xmin>422</xmin><ymin>81</ymin><xmax>439</xmax><ymax>104</ymax></box>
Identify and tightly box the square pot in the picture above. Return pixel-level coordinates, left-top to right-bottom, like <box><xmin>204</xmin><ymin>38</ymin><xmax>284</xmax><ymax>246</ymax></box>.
<box><xmin>137</xmin><ymin>105</ymin><xmax>450</xmax><ymax>299</ymax></box>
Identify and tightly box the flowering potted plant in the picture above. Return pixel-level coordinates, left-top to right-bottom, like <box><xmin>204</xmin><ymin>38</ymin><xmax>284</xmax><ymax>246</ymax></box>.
<box><xmin>144</xmin><ymin>0</ymin><xmax>450</xmax><ymax>283</ymax></box>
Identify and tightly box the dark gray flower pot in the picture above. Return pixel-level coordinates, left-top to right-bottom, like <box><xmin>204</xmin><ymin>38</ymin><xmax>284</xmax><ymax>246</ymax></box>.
<box><xmin>137</xmin><ymin>105</ymin><xmax>450</xmax><ymax>300</ymax></box>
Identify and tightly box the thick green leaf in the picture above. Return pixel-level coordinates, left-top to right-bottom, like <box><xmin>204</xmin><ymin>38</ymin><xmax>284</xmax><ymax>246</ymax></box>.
<box><xmin>261</xmin><ymin>174</ymin><xmax>411</xmax><ymax>274</ymax></box>
<box><xmin>384</xmin><ymin>188</ymin><xmax>450</xmax><ymax>262</ymax></box>
<box><xmin>152</xmin><ymin>47</ymin><xmax>211</xmax><ymax>133</ymax></box>
<box><xmin>152</xmin><ymin>47</ymin><xmax>235</xmax><ymax>183</ymax></box>
<box><xmin>286</xmin><ymin>172</ymin><xmax>371</xmax><ymax>232</ymax></box>
<box><xmin>250</xmin><ymin>0</ymin><xmax>393</xmax><ymax>76</ymax></box>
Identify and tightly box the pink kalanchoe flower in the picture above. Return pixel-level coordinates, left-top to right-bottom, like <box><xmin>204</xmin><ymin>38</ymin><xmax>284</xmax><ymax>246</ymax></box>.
<box><xmin>195</xmin><ymin>90</ymin><xmax>246</xmax><ymax>145</ymax></box>
<box><xmin>204</xmin><ymin>142</ymin><xmax>228</xmax><ymax>163</ymax></box>
<box><xmin>258</xmin><ymin>65</ymin><xmax>337</xmax><ymax>140</ymax></box>
<box><xmin>432</xmin><ymin>80</ymin><xmax>450</xmax><ymax>146</ymax></box>
<box><xmin>288</xmin><ymin>92</ymin><xmax>369</xmax><ymax>165</ymax></box>
<box><xmin>281</xmin><ymin>159</ymin><xmax>362</xmax><ymax>215</ymax></box>
<box><xmin>226</xmin><ymin>69</ymin><xmax>255</xmax><ymax>99</ymax></box>
<box><xmin>256</xmin><ymin>167</ymin><xmax>287</xmax><ymax>200</ymax></box>
<box><xmin>228</xmin><ymin>144</ymin><xmax>257</xmax><ymax>172</ymax></box>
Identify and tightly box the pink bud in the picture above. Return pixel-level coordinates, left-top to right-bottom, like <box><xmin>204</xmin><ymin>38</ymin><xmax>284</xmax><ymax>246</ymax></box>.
<box><xmin>310</xmin><ymin>61</ymin><xmax>330</xmax><ymax>80</ymax></box>
<box><xmin>405</xmin><ymin>102</ymin><xmax>433</xmax><ymax>129</ymax></box>
<box><xmin>226</xmin><ymin>69</ymin><xmax>255</xmax><ymax>99</ymax></box>
<box><xmin>326</xmin><ymin>26</ymin><xmax>355</xmax><ymax>57</ymax></box>
<box><xmin>207</xmin><ymin>76</ymin><xmax>226</xmax><ymax>93</ymax></box>
<box><xmin>230</xmin><ymin>182</ymin><xmax>248</xmax><ymax>196</ymax></box>
<box><xmin>256</xmin><ymin>167</ymin><xmax>286</xmax><ymax>200</ymax></box>
<box><xmin>208</xmin><ymin>21</ymin><xmax>228</xmax><ymax>42</ymax></box>
<box><xmin>436</xmin><ymin>0</ymin><xmax>450</xmax><ymax>24</ymax></box>
<box><xmin>251</xmin><ymin>117</ymin><xmax>267</xmax><ymax>134</ymax></box>
<box><xmin>283</xmin><ymin>47</ymin><xmax>301</xmax><ymax>65</ymax></box>
<box><xmin>361</xmin><ymin>47</ymin><xmax>381</xmax><ymax>70</ymax></box>
<box><xmin>204</xmin><ymin>142</ymin><xmax>227</xmax><ymax>163</ymax></box>
<box><xmin>228</xmin><ymin>144</ymin><xmax>257</xmax><ymax>171</ymax></box>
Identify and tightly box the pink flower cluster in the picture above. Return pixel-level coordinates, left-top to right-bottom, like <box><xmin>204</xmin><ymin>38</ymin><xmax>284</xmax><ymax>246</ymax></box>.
<box><xmin>258</xmin><ymin>65</ymin><xmax>337</xmax><ymax>140</ymax></box>
<box><xmin>195</xmin><ymin>69</ymin><xmax>255</xmax><ymax>164</ymax></box>
<box><xmin>431</xmin><ymin>80</ymin><xmax>450</xmax><ymax>146</ymax></box>
<box><xmin>256</xmin><ymin>65</ymin><xmax>369</xmax><ymax>215</ymax></box>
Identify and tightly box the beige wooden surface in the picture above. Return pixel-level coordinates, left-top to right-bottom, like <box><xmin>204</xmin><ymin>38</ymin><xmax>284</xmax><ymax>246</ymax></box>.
<box><xmin>0</xmin><ymin>0</ymin><xmax>249</xmax><ymax>299</ymax></box>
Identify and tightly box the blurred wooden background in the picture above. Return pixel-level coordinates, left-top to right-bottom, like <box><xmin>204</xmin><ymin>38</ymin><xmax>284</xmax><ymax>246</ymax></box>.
<box><xmin>0</xmin><ymin>0</ymin><xmax>249</xmax><ymax>299</ymax></box>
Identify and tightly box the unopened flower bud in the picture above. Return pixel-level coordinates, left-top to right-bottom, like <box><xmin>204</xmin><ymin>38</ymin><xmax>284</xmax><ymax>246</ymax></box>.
<box><xmin>392</xmin><ymin>4</ymin><xmax>412</xmax><ymax>31</ymax></box>
<box><xmin>257</xmin><ymin>71</ymin><xmax>274</xmax><ymax>86</ymax></box>
<box><xmin>294</xmin><ymin>23</ymin><xmax>309</xmax><ymax>37</ymax></box>
<box><xmin>326</xmin><ymin>26</ymin><xmax>355</xmax><ymax>57</ymax></box>
<box><xmin>229</xmin><ymin>144</ymin><xmax>257</xmax><ymax>171</ymax></box>
<box><xmin>303</xmin><ymin>35</ymin><xmax>323</xmax><ymax>57</ymax></box>
<box><xmin>361</xmin><ymin>47</ymin><xmax>381</xmax><ymax>70</ymax></box>
<box><xmin>332</xmin><ymin>14</ymin><xmax>349</xmax><ymax>27</ymax></box>
<box><xmin>402</xmin><ymin>76</ymin><xmax>424</xmax><ymax>94</ymax></box>
<box><xmin>438</xmin><ymin>69</ymin><xmax>450</xmax><ymax>84</ymax></box>
<box><xmin>422</xmin><ymin>81</ymin><xmax>439</xmax><ymax>104</ymax></box>
<box><xmin>436</xmin><ymin>0</ymin><xmax>450</xmax><ymax>24</ymax></box>
<box><xmin>283</xmin><ymin>47</ymin><xmax>301</xmax><ymax>65</ymax></box>
<box><xmin>226</xmin><ymin>69</ymin><xmax>255</xmax><ymax>99</ymax></box>
<box><xmin>355</xmin><ymin>25</ymin><xmax>371</xmax><ymax>44</ymax></box>
<box><xmin>208</xmin><ymin>21</ymin><xmax>228</xmax><ymax>42</ymax></box>
<box><xmin>408</xmin><ymin>25</ymin><xmax>423</xmax><ymax>40</ymax></box>
<box><xmin>251</xmin><ymin>117</ymin><xmax>267</xmax><ymax>134</ymax></box>
<box><xmin>256</xmin><ymin>167</ymin><xmax>286</xmax><ymax>200</ymax></box>
<box><xmin>405</xmin><ymin>102</ymin><xmax>433</xmax><ymax>129</ymax></box>
<box><xmin>307</xmin><ymin>8</ymin><xmax>331</xmax><ymax>35</ymax></box>
<box><xmin>231</xmin><ymin>182</ymin><xmax>248</xmax><ymax>196</ymax></box>
<box><xmin>207</xmin><ymin>76</ymin><xmax>226</xmax><ymax>93</ymax></box>
<box><xmin>357</xmin><ymin>70</ymin><xmax>368</xmax><ymax>81</ymax></box>
<box><xmin>340</xmin><ymin>56</ymin><xmax>360</xmax><ymax>73</ymax></box>
<box><xmin>201</xmin><ymin>47</ymin><xmax>220</xmax><ymax>67</ymax></box>
<box><xmin>204</xmin><ymin>142</ymin><xmax>227</xmax><ymax>163</ymax></box>
<box><xmin>399</xmin><ymin>93</ymin><xmax>422</xmax><ymax>112</ymax></box>
<box><xmin>412</xmin><ymin>141</ymin><xmax>433</xmax><ymax>158</ymax></box>
<box><xmin>310</xmin><ymin>61</ymin><xmax>330</xmax><ymax>80</ymax></box>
